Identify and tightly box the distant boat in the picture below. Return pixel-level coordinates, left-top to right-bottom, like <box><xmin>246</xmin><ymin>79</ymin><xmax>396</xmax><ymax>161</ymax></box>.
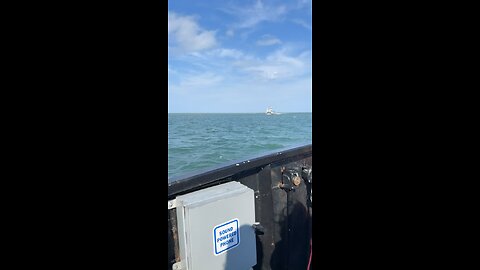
<box><xmin>266</xmin><ymin>107</ymin><xmax>280</xmax><ymax>115</ymax></box>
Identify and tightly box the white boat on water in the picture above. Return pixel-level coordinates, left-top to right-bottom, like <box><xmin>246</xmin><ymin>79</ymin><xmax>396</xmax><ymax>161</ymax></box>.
<box><xmin>266</xmin><ymin>107</ymin><xmax>280</xmax><ymax>115</ymax></box>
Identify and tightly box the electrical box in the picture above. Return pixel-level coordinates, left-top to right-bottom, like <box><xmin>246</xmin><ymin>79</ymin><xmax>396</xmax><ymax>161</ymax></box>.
<box><xmin>174</xmin><ymin>181</ymin><xmax>257</xmax><ymax>270</ymax></box>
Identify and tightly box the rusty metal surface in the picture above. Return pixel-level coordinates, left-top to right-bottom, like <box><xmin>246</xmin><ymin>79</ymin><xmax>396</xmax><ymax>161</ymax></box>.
<box><xmin>168</xmin><ymin>208</ymin><xmax>180</xmax><ymax>268</ymax></box>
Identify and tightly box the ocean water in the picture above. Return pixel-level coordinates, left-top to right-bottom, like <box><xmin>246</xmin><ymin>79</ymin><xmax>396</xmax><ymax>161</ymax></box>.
<box><xmin>168</xmin><ymin>113</ymin><xmax>312</xmax><ymax>179</ymax></box>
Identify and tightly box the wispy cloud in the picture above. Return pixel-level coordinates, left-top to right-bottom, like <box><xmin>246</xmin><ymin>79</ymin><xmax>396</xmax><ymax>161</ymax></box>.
<box><xmin>256</xmin><ymin>34</ymin><xmax>282</xmax><ymax>46</ymax></box>
<box><xmin>226</xmin><ymin>29</ymin><xmax>234</xmax><ymax>37</ymax></box>
<box><xmin>209</xmin><ymin>48</ymin><xmax>244</xmax><ymax>59</ymax></box>
<box><xmin>291</xmin><ymin>19</ymin><xmax>311</xmax><ymax>30</ymax></box>
<box><xmin>296</xmin><ymin>0</ymin><xmax>311</xmax><ymax>8</ymax></box>
<box><xmin>168</xmin><ymin>0</ymin><xmax>312</xmax><ymax>112</ymax></box>
<box><xmin>168</xmin><ymin>12</ymin><xmax>217</xmax><ymax>53</ymax></box>
<box><xmin>179</xmin><ymin>72</ymin><xmax>224</xmax><ymax>88</ymax></box>
<box><xmin>221</xmin><ymin>0</ymin><xmax>287</xmax><ymax>29</ymax></box>
<box><xmin>172</xmin><ymin>43</ymin><xmax>310</xmax><ymax>85</ymax></box>
<box><xmin>233</xmin><ymin>47</ymin><xmax>311</xmax><ymax>81</ymax></box>
<box><xmin>169</xmin><ymin>74</ymin><xmax>311</xmax><ymax>113</ymax></box>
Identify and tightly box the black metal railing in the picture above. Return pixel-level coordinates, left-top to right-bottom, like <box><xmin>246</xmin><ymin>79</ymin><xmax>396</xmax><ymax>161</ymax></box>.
<box><xmin>168</xmin><ymin>143</ymin><xmax>312</xmax><ymax>270</ymax></box>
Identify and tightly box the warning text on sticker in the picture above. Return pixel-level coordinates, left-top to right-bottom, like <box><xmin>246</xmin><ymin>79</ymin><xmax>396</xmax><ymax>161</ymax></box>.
<box><xmin>213</xmin><ymin>219</ymin><xmax>239</xmax><ymax>255</ymax></box>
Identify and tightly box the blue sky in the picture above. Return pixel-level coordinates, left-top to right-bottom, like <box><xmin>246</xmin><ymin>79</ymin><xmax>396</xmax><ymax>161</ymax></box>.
<box><xmin>168</xmin><ymin>0</ymin><xmax>312</xmax><ymax>113</ymax></box>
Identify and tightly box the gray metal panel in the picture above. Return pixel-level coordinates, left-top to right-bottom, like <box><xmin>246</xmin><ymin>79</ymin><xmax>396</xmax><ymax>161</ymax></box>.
<box><xmin>176</xmin><ymin>181</ymin><xmax>257</xmax><ymax>270</ymax></box>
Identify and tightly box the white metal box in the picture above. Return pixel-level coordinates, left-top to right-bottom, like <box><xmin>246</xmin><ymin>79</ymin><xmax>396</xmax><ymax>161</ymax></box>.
<box><xmin>174</xmin><ymin>181</ymin><xmax>257</xmax><ymax>270</ymax></box>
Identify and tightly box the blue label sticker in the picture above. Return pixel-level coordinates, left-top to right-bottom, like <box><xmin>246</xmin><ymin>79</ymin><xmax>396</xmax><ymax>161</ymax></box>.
<box><xmin>213</xmin><ymin>218</ymin><xmax>240</xmax><ymax>255</ymax></box>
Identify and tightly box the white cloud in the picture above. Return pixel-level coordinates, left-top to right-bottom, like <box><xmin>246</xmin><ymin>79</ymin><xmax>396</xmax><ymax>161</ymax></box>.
<box><xmin>256</xmin><ymin>34</ymin><xmax>282</xmax><ymax>46</ymax></box>
<box><xmin>221</xmin><ymin>0</ymin><xmax>287</xmax><ymax>29</ymax></box>
<box><xmin>295</xmin><ymin>0</ymin><xmax>312</xmax><ymax>15</ymax></box>
<box><xmin>266</xmin><ymin>49</ymin><xmax>304</xmax><ymax>67</ymax></box>
<box><xmin>210</xmin><ymin>48</ymin><xmax>244</xmax><ymax>59</ymax></box>
<box><xmin>169</xmin><ymin>74</ymin><xmax>311</xmax><ymax>113</ymax></box>
<box><xmin>296</xmin><ymin>0</ymin><xmax>310</xmax><ymax>8</ymax></box>
<box><xmin>170</xmin><ymin>43</ymin><xmax>310</xmax><ymax>86</ymax></box>
<box><xmin>291</xmin><ymin>19</ymin><xmax>312</xmax><ymax>30</ymax></box>
<box><xmin>168</xmin><ymin>12</ymin><xmax>217</xmax><ymax>53</ymax></box>
<box><xmin>179</xmin><ymin>72</ymin><xmax>223</xmax><ymax>88</ymax></box>
<box><xmin>233</xmin><ymin>47</ymin><xmax>311</xmax><ymax>81</ymax></box>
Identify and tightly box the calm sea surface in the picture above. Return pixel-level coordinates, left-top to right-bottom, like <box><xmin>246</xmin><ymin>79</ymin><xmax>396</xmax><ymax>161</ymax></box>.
<box><xmin>168</xmin><ymin>113</ymin><xmax>312</xmax><ymax>179</ymax></box>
